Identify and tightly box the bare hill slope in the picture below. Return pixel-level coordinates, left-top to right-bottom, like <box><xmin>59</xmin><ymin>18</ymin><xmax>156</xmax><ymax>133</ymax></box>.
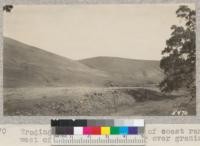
<box><xmin>80</xmin><ymin>56</ymin><xmax>163</xmax><ymax>86</ymax></box>
<box><xmin>3</xmin><ymin>37</ymin><xmax>108</xmax><ymax>87</ymax></box>
<box><xmin>4</xmin><ymin>37</ymin><xmax>163</xmax><ymax>87</ymax></box>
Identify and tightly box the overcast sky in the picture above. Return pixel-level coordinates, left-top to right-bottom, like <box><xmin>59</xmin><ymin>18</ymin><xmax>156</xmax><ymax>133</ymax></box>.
<box><xmin>4</xmin><ymin>4</ymin><xmax>194</xmax><ymax>60</ymax></box>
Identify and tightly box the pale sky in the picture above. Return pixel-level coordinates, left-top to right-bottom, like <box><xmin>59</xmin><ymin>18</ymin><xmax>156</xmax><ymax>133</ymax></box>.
<box><xmin>3</xmin><ymin>4</ymin><xmax>195</xmax><ymax>60</ymax></box>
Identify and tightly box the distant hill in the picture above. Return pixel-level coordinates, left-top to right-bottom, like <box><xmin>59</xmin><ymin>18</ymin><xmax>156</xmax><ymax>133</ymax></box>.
<box><xmin>3</xmin><ymin>37</ymin><xmax>108</xmax><ymax>87</ymax></box>
<box><xmin>4</xmin><ymin>37</ymin><xmax>163</xmax><ymax>87</ymax></box>
<box><xmin>80</xmin><ymin>57</ymin><xmax>164</xmax><ymax>86</ymax></box>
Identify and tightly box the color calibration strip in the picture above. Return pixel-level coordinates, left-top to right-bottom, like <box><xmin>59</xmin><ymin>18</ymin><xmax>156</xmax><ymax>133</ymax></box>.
<box><xmin>52</xmin><ymin>126</ymin><xmax>143</xmax><ymax>135</ymax></box>
<box><xmin>51</xmin><ymin>119</ymin><xmax>145</xmax><ymax>145</ymax></box>
<box><xmin>51</xmin><ymin>119</ymin><xmax>144</xmax><ymax>135</ymax></box>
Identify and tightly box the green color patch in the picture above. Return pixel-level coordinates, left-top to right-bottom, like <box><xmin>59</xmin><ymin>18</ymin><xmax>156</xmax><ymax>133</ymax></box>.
<box><xmin>110</xmin><ymin>127</ymin><xmax>119</xmax><ymax>135</ymax></box>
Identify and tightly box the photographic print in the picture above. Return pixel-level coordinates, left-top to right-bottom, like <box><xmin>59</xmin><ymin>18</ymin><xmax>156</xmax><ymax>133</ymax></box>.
<box><xmin>3</xmin><ymin>4</ymin><xmax>196</xmax><ymax>116</ymax></box>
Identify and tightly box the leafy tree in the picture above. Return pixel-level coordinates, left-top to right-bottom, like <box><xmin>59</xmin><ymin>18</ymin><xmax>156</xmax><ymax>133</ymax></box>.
<box><xmin>159</xmin><ymin>5</ymin><xmax>196</xmax><ymax>99</ymax></box>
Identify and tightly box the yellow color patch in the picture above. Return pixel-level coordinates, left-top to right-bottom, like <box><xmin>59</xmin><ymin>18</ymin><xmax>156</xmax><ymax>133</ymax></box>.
<box><xmin>101</xmin><ymin>127</ymin><xmax>110</xmax><ymax>135</ymax></box>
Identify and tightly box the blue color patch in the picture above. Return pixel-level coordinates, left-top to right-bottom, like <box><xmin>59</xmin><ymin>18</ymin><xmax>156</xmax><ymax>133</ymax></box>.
<box><xmin>119</xmin><ymin>127</ymin><xmax>128</xmax><ymax>135</ymax></box>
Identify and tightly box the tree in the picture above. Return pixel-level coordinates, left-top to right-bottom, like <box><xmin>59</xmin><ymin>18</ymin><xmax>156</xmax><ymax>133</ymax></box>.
<box><xmin>159</xmin><ymin>5</ymin><xmax>196</xmax><ymax>99</ymax></box>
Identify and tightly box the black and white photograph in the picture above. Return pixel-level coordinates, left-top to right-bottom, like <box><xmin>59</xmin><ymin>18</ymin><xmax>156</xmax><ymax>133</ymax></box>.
<box><xmin>3</xmin><ymin>4</ymin><xmax>196</xmax><ymax>116</ymax></box>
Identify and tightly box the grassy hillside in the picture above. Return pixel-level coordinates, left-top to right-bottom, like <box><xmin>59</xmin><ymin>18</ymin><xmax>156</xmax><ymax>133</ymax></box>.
<box><xmin>3</xmin><ymin>37</ymin><xmax>108</xmax><ymax>87</ymax></box>
<box><xmin>4</xmin><ymin>37</ymin><xmax>163</xmax><ymax>87</ymax></box>
<box><xmin>80</xmin><ymin>56</ymin><xmax>164</xmax><ymax>86</ymax></box>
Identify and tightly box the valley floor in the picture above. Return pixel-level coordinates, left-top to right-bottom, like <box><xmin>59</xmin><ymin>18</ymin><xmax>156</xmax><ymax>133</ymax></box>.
<box><xmin>3</xmin><ymin>87</ymin><xmax>196</xmax><ymax>116</ymax></box>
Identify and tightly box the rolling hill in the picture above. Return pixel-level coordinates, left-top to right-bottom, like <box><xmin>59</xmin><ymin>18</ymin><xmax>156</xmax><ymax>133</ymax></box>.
<box><xmin>3</xmin><ymin>37</ymin><xmax>163</xmax><ymax>88</ymax></box>
<box><xmin>80</xmin><ymin>57</ymin><xmax>164</xmax><ymax>86</ymax></box>
<box><xmin>3</xmin><ymin>37</ymin><xmax>108</xmax><ymax>87</ymax></box>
